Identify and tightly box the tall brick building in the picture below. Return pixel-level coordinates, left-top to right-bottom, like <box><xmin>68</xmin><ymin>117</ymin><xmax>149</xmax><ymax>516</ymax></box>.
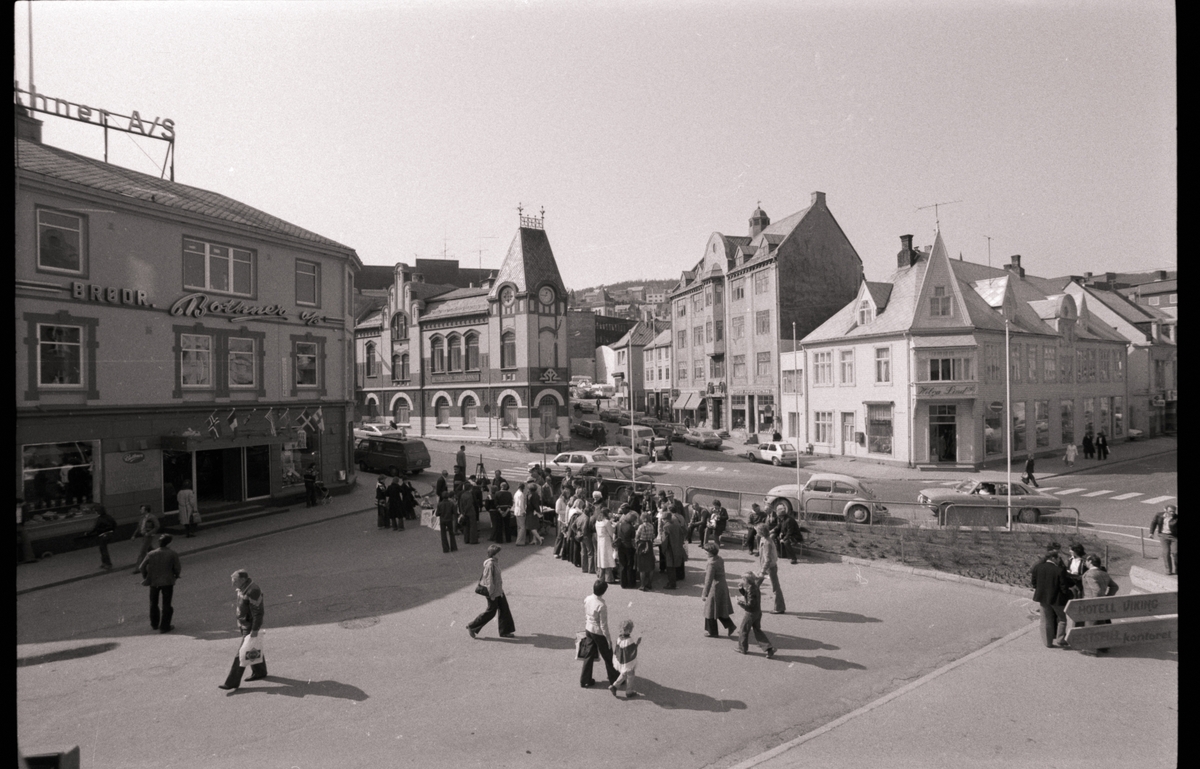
<box><xmin>668</xmin><ymin>193</ymin><xmax>862</xmax><ymax>436</ymax></box>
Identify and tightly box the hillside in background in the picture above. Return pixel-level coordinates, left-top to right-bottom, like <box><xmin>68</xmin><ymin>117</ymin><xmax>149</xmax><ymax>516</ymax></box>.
<box><xmin>569</xmin><ymin>278</ymin><xmax>678</xmax><ymax>295</ymax></box>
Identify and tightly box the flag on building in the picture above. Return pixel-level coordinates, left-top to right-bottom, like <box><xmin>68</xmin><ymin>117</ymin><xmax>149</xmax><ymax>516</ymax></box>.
<box><xmin>206</xmin><ymin>411</ymin><xmax>221</xmax><ymax>438</ymax></box>
<box><xmin>227</xmin><ymin>409</ymin><xmax>239</xmax><ymax>434</ymax></box>
<box><xmin>314</xmin><ymin>406</ymin><xmax>325</xmax><ymax>433</ymax></box>
<box><xmin>263</xmin><ymin>408</ymin><xmax>277</xmax><ymax>436</ymax></box>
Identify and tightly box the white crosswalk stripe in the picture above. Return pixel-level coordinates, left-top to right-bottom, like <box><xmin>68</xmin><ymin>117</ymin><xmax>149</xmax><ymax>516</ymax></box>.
<box><xmin>1082</xmin><ymin>489</ymin><xmax>1115</xmax><ymax>497</ymax></box>
<box><xmin>1035</xmin><ymin>487</ymin><xmax>1059</xmax><ymax>493</ymax></box>
<box><xmin>1110</xmin><ymin>492</ymin><xmax>1144</xmax><ymax>501</ymax></box>
<box><xmin>1054</xmin><ymin>488</ymin><xmax>1086</xmax><ymax>496</ymax></box>
<box><xmin>1143</xmin><ymin>495</ymin><xmax>1176</xmax><ymax>505</ymax></box>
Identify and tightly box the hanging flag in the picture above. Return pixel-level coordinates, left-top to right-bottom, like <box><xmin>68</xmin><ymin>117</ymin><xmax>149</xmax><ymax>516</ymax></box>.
<box><xmin>227</xmin><ymin>409</ymin><xmax>239</xmax><ymax>434</ymax></box>
<box><xmin>294</xmin><ymin>407</ymin><xmax>308</xmax><ymax>427</ymax></box>
<box><xmin>314</xmin><ymin>406</ymin><xmax>325</xmax><ymax>433</ymax></box>
<box><xmin>297</xmin><ymin>408</ymin><xmax>318</xmax><ymax>432</ymax></box>
<box><xmin>280</xmin><ymin>408</ymin><xmax>290</xmax><ymax>431</ymax></box>
<box><xmin>206</xmin><ymin>411</ymin><xmax>221</xmax><ymax>438</ymax></box>
<box><xmin>263</xmin><ymin>408</ymin><xmax>277</xmax><ymax>436</ymax></box>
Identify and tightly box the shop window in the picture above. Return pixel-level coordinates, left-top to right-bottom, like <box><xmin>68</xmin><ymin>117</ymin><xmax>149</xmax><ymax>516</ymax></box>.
<box><xmin>867</xmin><ymin>404</ymin><xmax>893</xmax><ymax>455</ymax></box>
<box><xmin>430</xmin><ymin>336</ymin><xmax>446</xmax><ymax>373</ymax></box>
<box><xmin>1099</xmin><ymin>397</ymin><xmax>1111</xmax><ymax>437</ymax></box>
<box><xmin>756</xmin><ymin>395</ymin><xmax>775</xmax><ymax>432</ymax></box>
<box><xmin>839</xmin><ymin>350</ymin><xmax>855</xmax><ymax>385</ymax></box>
<box><xmin>1035</xmin><ymin>400</ymin><xmax>1050</xmax><ymax>447</ymax></box>
<box><xmin>448</xmin><ymin>334</ymin><xmax>463</xmax><ymax>371</ymax></box>
<box><xmin>813</xmin><ymin>411</ymin><xmax>833</xmax><ymax>444</ymax></box>
<box><xmin>295</xmin><ymin>341</ymin><xmax>318</xmax><ymax>388</ymax></box>
<box><xmin>930</xmin><ymin>405</ymin><xmax>957</xmax><ymax>462</ymax></box>
<box><xmin>181</xmin><ymin>334</ymin><xmax>213</xmax><ymax>388</ymax></box>
<box><xmin>1061</xmin><ymin>400</ymin><xmax>1074</xmax><ymax>445</ymax></box>
<box><xmin>1083</xmin><ymin>397</ymin><xmax>1095</xmax><ymax>435</ymax></box>
<box><xmin>465</xmin><ymin>333</ymin><xmax>480</xmax><ymax>370</ymax></box>
<box><xmin>20</xmin><ymin>441</ymin><xmax>98</xmax><ymax>521</ymax></box>
<box><xmin>875</xmin><ymin>348</ymin><xmax>891</xmax><ymax>383</ymax></box>
<box><xmin>1113</xmin><ymin>397</ymin><xmax>1124</xmax><ymax>437</ymax></box>
<box><xmin>38</xmin><ymin>324</ymin><xmax>83</xmax><ymax>387</ymax></box>
<box><xmin>985</xmin><ymin>411</ymin><xmax>1004</xmax><ymax>456</ymax></box>
<box><xmin>183</xmin><ymin>238</ymin><xmax>254</xmax><ymax>296</ymax></box>
<box><xmin>501</xmin><ymin>332</ymin><xmax>516</xmax><ymax>369</ymax></box>
<box><xmin>435</xmin><ymin>397</ymin><xmax>451</xmax><ymax>426</ymax></box>
<box><xmin>296</xmin><ymin>260</ymin><xmax>320</xmax><ymax>307</ymax></box>
<box><xmin>228</xmin><ymin>337</ymin><xmax>256</xmax><ymax>388</ymax></box>
<box><xmin>37</xmin><ymin>208</ymin><xmax>87</xmax><ymax>275</ymax></box>
<box><xmin>1011</xmin><ymin>401</ymin><xmax>1027</xmax><ymax>452</ymax></box>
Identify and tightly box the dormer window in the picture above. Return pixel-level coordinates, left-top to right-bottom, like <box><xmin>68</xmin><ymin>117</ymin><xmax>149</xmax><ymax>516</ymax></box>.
<box><xmin>858</xmin><ymin>300</ymin><xmax>873</xmax><ymax>325</ymax></box>
<box><xmin>930</xmin><ymin>286</ymin><xmax>954</xmax><ymax>317</ymax></box>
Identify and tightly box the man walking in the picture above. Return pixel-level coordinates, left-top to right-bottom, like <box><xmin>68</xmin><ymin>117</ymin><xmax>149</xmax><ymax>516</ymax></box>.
<box><xmin>130</xmin><ymin>504</ymin><xmax>160</xmax><ymax>573</ymax></box>
<box><xmin>735</xmin><ymin>571</ymin><xmax>777</xmax><ymax>658</ymax></box>
<box><xmin>219</xmin><ymin>569</ymin><xmax>268</xmax><ymax>690</ymax></box>
<box><xmin>1031</xmin><ymin>543</ymin><xmax>1070</xmax><ymax>649</ymax></box>
<box><xmin>1149</xmin><ymin>504</ymin><xmax>1178</xmax><ymax>576</ymax></box>
<box><xmin>84</xmin><ymin>505</ymin><xmax>118</xmax><ymax>570</ymax></box>
<box><xmin>140</xmin><ymin>533</ymin><xmax>181</xmax><ymax>633</ymax></box>
<box><xmin>1023</xmin><ymin>453</ymin><xmax>1040</xmax><ymax>487</ymax></box>
<box><xmin>757</xmin><ymin>525</ymin><xmax>785</xmax><ymax>613</ymax></box>
<box><xmin>303</xmin><ymin>464</ymin><xmax>318</xmax><ymax>507</ymax></box>
<box><xmin>580</xmin><ymin>580</ymin><xmax>619</xmax><ymax>688</ymax></box>
<box><xmin>436</xmin><ymin>491</ymin><xmax>459</xmax><ymax>553</ymax></box>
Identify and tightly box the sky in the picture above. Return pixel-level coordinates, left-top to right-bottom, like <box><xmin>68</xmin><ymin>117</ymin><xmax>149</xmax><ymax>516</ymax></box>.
<box><xmin>14</xmin><ymin>1</ymin><xmax>1175</xmax><ymax>289</ymax></box>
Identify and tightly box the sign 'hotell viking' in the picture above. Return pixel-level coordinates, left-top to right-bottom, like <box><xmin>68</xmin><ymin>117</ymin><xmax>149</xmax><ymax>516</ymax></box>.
<box><xmin>1064</xmin><ymin>592</ymin><xmax>1178</xmax><ymax>651</ymax></box>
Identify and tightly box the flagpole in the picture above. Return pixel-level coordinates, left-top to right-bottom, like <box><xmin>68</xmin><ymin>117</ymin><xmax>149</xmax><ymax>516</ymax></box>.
<box><xmin>1005</xmin><ymin>318</ymin><xmax>1012</xmax><ymax>530</ymax></box>
<box><xmin>793</xmin><ymin>323</ymin><xmax>801</xmax><ymax>511</ymax></box>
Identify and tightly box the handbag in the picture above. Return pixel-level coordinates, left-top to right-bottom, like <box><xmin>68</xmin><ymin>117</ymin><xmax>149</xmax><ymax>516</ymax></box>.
<box><xmin>475</xmin><ymin>582</ymin><xmax>490</xmax><ymax>597</ymax></box>
<box><xmin>575</xmin><ymin>631</ymin><xmax>593</xmax><ymax>660</ymax></box>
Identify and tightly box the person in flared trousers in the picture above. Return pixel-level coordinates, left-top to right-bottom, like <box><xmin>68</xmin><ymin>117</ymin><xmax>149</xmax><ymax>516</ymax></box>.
<box><xmin>468</xmin><ymin>546</ymin><xmax>515</xmax><ymax>639</ymax></box>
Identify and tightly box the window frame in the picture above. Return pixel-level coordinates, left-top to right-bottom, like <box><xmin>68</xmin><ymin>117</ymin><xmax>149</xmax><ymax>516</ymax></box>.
<box><xmin>756</xmin><ymin>310</ymin><xmax>770</xmax><ymax>335</ymax></box>
<box><xmin>228</xmin><ymin>336</ymin><xmax>257</xmax><ymax>389</ymax></box>
<box><xmin>36</xmin><ymin>323</ymin><xmax>84</xmax><ymax>389</ymax></box>
<box><xmin>839</xmin><ymin>349</ymin><xmax>855</xmax><ymax>385</ymax></box>
<box><xmin>929</xmin><ymin>286</ymin><xmax>954</xmax><ymax>317</ymax></box>
<box><xmin>874</xmin><ymin>347</ymin><xmax>891</xmax><ymax>384</ymax></box>
<box><xmin>462</xmin><ymin>395</ymin><xmax>478</xmax><ymax>427</ymax></box>
<box><xmin>465</xmin><ymin>332</ymin><xmax>480</xmax><ymax>371</ymax></box>
<box><xmin>813</xmin><ymin>411</ymin><xmax>834</xmax><ymax>444</ymax></box>
<box><xmin>36</xmin><ymin>207</ymin><xmax>88</xmax><ymax>276</ymax></box>
<box><xmin>182</xmin><ymin>237</ymin><xmax>255</xmax><ymax>297</ymax></box>
<box><xmin>812</xmin><ymin>351</ymin><xmax>833</xmax><ymax>386</ymax></box>
<box><xmin>430</xmin><ymin>336</ymin><xmax>446</xmax><ymax>373</ymax></box>
<box><xmin>180</xmin><ymin>333</ymin><xmax>214</xmax><ymax>390</ymax></box>
<box><xmin>500</xmin><ymin>331</ymin><xmax>517</xmax><ymax>370</ymax></box>
<box><xmin>295</xmin><ymin>259</ymin><xmax>321</xmax><ymax>307</ymax></box>
<box><xmin>731</xmin><ymin>278</ymin><xmax>745</xmax><ymax>301</ymax></box>
<box><xmin>754</xmin><ymin>271</ymin><xmax>769</xmax><ymax>295</ymax></box>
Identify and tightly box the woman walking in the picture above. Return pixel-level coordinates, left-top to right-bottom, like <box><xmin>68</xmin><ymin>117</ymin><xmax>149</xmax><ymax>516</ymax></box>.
<box><xmin>1064</xmin><ymin>443</ymin><xmax>1077</xmax><ymax>468</ymax></box>
<box><xmin>700</xmin><ymin>542</ymin><xmax>738</xmax><ymax>637</ymax></box>
<box><xmin>467</xmin><ymin>545</ymin><xmax>515</xmax><ymax>639</ymax></box>
<box><xmin>595</xmin><ymin>509</ymin><xmax>618</xmax><ymax>584</ymax></box>
<box><xmin>635</xmin><ymin>512</ymin><xmax>657</xmax><ymax>591</ymax></box>
<box><xmin>176</xmin><ymin>479</ymin><xmax>200</xmax><ymax>537</ymax></box>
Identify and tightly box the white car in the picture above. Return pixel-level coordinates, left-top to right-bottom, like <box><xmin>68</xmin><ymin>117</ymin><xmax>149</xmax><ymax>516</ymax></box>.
<box><xmin>765</xmin><ymin>473</ymin><xmax>887</xmax><ymax>524</ymax></box>
<box><xmin>745</xmin><ymin>442</ymin><xmax>799</xmax><ymax>466</ymax></box>
<box><xmin>529</xmin><ymin>452</ymin><xmax>607</xmax><ymax>476</ymax></box>
<box><xmin>594</xmin><ymin>445</ymin><xmax>651</xmax><ymax>468</ymax></box>
<box><xmin>353</xmin><ymin>424</ymin><xmax>407</xmax><ymax>440</ymax></box>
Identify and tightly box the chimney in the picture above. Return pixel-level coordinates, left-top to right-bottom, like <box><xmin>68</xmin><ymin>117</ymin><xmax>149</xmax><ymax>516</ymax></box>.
<box><xmin>896</xmin><ymin>234</ymin><xmax>917</xmax><ymax>269</ymax></box>
<box><xmin>1084</xmin><ymin>271</ymin><xmax>1093</xmax><ymax>280</ymax></box>
<box><xmin>811</xmin><ymin>191</ymin><xmax>826</xmax><ymax>207</ymax></box>
<box><xmin>1158</xmin><ymin>270</ymin><xmax>1168</xmax><ymax>281</ymax></box>
<box><xmin>15</xmin><ymin>104</ymin><xmax>42</xmax><ymax>143</ymax></box>
<box><xmin>1105</xmin><ymin>272</ymin><xmax>1116</xmax><ymax>285</ymax></box>
<box><xmin>1005</xmin><ymin>255</ymin><xmax>1025</xmax><ymax>279</ymax></box>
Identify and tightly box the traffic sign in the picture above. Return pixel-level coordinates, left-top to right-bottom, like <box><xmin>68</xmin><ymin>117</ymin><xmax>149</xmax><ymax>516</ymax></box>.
<box><xmin>1065</xmin><ymin>617</ymin><xmax>1177</xmax><ymax>650</ymax></box>
<box><xmin>989</xmin><ymin>401</ymin><xmax>1004</xmax><ymax>413</ymax></box>
<box><xmin>1064</xmin><ymin>592</ymin><xmax>1177</xmax><ymax>622</ymax></box>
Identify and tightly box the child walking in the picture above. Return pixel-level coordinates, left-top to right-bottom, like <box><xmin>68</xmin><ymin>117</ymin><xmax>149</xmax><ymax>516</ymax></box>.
<box><xmin>736</xmin><ymin>572</ymin><xmax>777</xmax><ymax>658</ymax></box>
<box><xmin>610</xmin><ymin>619</ymin><xmax>642</xmax><ymax>699</ymax></box>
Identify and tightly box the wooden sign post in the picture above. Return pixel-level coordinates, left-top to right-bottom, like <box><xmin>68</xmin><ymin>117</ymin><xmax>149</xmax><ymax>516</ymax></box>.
<box><xmin>1064</xmin><ymin>592</ymin><xmax>1178</xmax><ymax>651</ymax></box>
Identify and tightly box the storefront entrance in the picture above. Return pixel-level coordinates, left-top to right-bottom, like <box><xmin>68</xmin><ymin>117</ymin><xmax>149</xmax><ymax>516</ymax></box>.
<box><xmin>163</xmin><ymin>445</ymin><xmax>273</xmax><ymax>511</ymax></box>
<box><xmin>196</xmin><ymin>448</ymin><xmax>243</xmax><ymax>506</ymax></box>
<box><xmin>929</xmin><ymin>405</ymin><xmax>957</xmax><ymax>463</ymax></box>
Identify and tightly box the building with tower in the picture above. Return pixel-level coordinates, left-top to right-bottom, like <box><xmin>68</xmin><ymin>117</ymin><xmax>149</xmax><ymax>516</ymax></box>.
<box><xmin>354</xmin><ymin>211</ymin><xmax>571</xmax><ymax>444</ymax></box>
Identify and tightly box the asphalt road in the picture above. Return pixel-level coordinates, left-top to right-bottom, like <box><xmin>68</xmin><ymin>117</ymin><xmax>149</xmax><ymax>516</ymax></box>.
<box><xmin>17</xmin><ymin>483</ymin><xmax>1040</xmax><ymax>769</ymax></box>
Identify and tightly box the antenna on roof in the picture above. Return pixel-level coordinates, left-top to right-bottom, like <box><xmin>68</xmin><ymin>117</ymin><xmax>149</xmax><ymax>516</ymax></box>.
<box><xmin>915</xmin><ymin>199</ymin><xmax>962</xmax><ymax>231</ymax></box>
<box><xmin>476</xmin><ymin>235</ymin><xmax>497</xmax><ymax>270</ymax></box>
<box><xmin>983</xmin><ymin>235</ymin><xmax>993</xmax><ymax>268</ymax></box>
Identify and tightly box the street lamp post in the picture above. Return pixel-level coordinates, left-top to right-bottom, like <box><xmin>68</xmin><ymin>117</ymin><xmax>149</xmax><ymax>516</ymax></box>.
<box><xmin>1005</xmin><ymin>318</ymin><xmax>1013</xmax><ymax>529</ymax></box>
<box><xmin>793</xmin><ymin>323</ymin><xmax>802</xmax><ymax>511</ymax></box>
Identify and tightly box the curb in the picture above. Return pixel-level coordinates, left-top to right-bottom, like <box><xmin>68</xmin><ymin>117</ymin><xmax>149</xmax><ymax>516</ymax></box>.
<box><xmin>1037</xmin><ymin>447</ymin><xmax>1177</xmax><ymax>481</ymax></box>
<box><xmin>17</xmin><ymin>505</ymin><xmax>375</xmax><ymax>597</ymax></box>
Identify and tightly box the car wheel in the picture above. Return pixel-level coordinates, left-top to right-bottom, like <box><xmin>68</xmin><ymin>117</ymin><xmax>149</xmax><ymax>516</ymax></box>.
<box><xmin>771</xmin><ymin>457</ymin><xmax>782</xmax><ymax>466</ymax></box>
<box><xmin>745</xmin><ymin>452</ymin><xmax>756</xmax><ymax>461</ymax></box>
<box><xmin>1018</xmin><ymin>507</ymin><xmax>1041</xmax><ymax>524</ymax></box>
<box><xmin>847</xmin><ymin>505</ymin><xmax>870</xmax><ymax>524</ymax></box>
<box><xmin>358</xmin><ymin>461</ymin><xmax>369</xmax><ymax>472</ymax></box>
<box><xmin>772</xmin><ymin>498</ymin><xmax>793</xmax><ymax>516</ymax></box>
<box><xmin>409</xmin><ymin>469</ymin><xmax>423</xmax><ymax>475</ymax></box>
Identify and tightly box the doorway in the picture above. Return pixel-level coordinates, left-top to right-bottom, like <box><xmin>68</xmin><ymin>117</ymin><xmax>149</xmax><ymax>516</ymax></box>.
<box><xmin>841</xmin><ymin>413</ymin><xmax>855</xmax><ymax>455</ymax></box>
<box><xmin>162</xmin><ymin>450</ymin><xmax>193</xmax><ymax>513</ymax></box>
<box><xmin>929</xmin><ymin>405</ymin><xmax>957</xmax><ymax>462</ymax></box>
<box><xmin>245</xmin><ymin>445</ymin><xmax>271</xmax><ymax>499</ymax></box>
<box><xmin>196</xmin><ymin>448</ymin><xmax>244</xmax><ymax>506</ymax></box>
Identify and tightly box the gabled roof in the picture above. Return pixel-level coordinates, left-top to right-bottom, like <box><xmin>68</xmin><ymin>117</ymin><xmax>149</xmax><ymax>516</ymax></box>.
<box><xmin>864</xmin><ymin>281</ymin><xmax>892</xmax><ymax>310</ymax></box>
<box><xmin>489</xmin><ymin>227</ymin><xmax>566</xmax><ymax>300</ymax></box>
<box><xmin>17</xmin><ymin>137</ymin><xmax>356</xmax><ymax>254</ymax></box>
<box><xmin>645</xmin><ymin>328</ymin><xmax>673</xmax><ymax>349</ymax></box>
<box><xmin>612</xmin><ymin>322</ymin><xmax>660</xmax><ymax>350</ymax></box>
<box><xmin>422</xmin><ymin>287</ymin><xmax>491</xmax><ymax>320</ymax></box>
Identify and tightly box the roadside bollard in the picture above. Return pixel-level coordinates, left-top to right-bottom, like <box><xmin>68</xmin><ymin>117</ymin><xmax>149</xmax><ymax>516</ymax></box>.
<box><xmin>1104</xmin><ymin>544</ymin><xmax>1109</xmax><ymax>569</ymax></box>
<box><xmin>1140</xmin><ymin>528</ymin><xmax>1146</xmax><ymax>558</ymax></box>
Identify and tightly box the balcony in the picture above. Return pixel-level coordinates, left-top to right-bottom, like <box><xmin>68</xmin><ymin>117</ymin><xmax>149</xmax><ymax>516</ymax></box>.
<box><xmin>707</xmin><ymin>339</ymin><xmax>725</xmax><ymax>356</ymax></box>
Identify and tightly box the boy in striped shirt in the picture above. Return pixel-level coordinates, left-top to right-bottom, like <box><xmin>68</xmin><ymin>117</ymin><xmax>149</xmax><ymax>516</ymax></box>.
<box><xmin>609</xmin><ymin>619</ymin><xmax>642</xmax><ymax>699</ymax></box>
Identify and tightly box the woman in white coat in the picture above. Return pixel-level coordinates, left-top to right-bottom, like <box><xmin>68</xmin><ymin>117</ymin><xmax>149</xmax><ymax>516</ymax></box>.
<box><xmin>176</xmin><ymin>479</ymin><xmax>201</xmax><ymax>537</ymax></box>
<box><xmin>595</xmin><ymin>508</ymin><xmax>618</xmax><ymax>584</ymax></box>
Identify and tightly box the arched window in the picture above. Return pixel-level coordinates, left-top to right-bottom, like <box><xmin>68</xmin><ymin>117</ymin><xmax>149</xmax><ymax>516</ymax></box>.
<box><xmin>448</xmin><ymin>333</ymin><xmax>463</xmax><ymax>372</ymax></box>
<box><xmin>435</xmin><ymin>396</ymin><xmax>451</xmax><ymax>426</ymax></box>
<box><xmin>501</xmin><ymin>395</ymin><xmax>518</xmax><ymax>428</ymax></box>
<box><xmin>462</xmin><ymin>395</ymin><xmax>477</xmax><ymax>427</ymax></box>
<box><xmin>538</xmin><ymin>394</ymin><xmax>558</xmax><ymax>439</ymax></box>
<box><xmin>501</xmin><ymin>331</ymin><xmax>516</xmax><ymax>369</ymax></box>
<box><xmin>391</xmin><ymin>313</ymin><xmax>406</xmax><ymax>339</ymax></box>
<box><xmin>393</xmin><ymin>398</ymin><xmax>411</xmax><ymax>425</ymax></box>
<box><xmin>430</xmin><ymin>336</ymin><xmax>445</xmax><ymax>373</ymax></box>
<box><xmin>465</xmin><ymin>332</ymin><xmax>480</xmax><ymax>370</ymax></box>
<box><xmin>365</xmin><ymin>342</ymin><xmax>377</xmax><ymax>377</ymax></box>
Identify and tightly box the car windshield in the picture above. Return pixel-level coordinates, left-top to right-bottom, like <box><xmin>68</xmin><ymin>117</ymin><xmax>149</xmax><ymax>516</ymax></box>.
<box><xmin>955</xmin><ymin>480</ymin><xmax>976</xmax><ymax>493</ymax></box>
<box><xmin>858</xmin><ymin>482</ymin><xmax>877</xmax><ymax>498</ymax></box>
<box><xmin>780</xmin><ymin>444</ymin><xmax>796</xmax><ymax>451</ymax></box>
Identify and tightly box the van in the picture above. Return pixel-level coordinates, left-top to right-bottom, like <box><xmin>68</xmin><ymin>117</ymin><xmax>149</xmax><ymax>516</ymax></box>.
<box><xmin>357</xmin><ymin>437</ymin><xmax>432</xmax><ymax>476</ymax></box>
<box><xmin>618</xmin><ymin>425</ymin><xmax>656</xmax><ymax>447</ymax></box>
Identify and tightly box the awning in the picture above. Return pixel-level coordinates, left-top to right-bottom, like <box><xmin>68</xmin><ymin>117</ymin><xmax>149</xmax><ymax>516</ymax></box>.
<box><xmin>672</xmin><ymin>392</ymin><xmax>699</xmax><ymax>411</ymax></box>
<box><xmin>161</xmin><ymin>432</ymin><xmax>292</xmax><ymax>453</ymax></box>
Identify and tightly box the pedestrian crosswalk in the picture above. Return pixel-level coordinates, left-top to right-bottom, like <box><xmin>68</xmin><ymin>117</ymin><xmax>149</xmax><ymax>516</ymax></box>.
<box><xmin>933</xmin><ymin>480</ymin><xmax>1173</xmax><ymax>505</ymax></box>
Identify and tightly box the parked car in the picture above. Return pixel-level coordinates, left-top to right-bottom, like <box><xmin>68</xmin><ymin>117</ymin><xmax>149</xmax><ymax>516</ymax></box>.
<box><xmin>618</xmin><ymin>425</ymin><xmax>656</xmax><ymax>448</ymax></box>
<box><xmin>574</xmin><ymin>463</ymin><xmax>656</xmax><ymax>501</ymax></box>
<box><xmin>594</xmin><ymin>445</ymin><xmax>651</xmax><ymax>468</ymax></box>
<box><xmin>599</xmin><ymin>409</ymin><xmax>622</xmax><ymax>423</ymax></box>
<box><xmin>573</xmin><ymin>419</ymin><xmax>606</xmax><ymax>439</ymax></box>
<box><xmin>575</xmin><ymin>400</ymin><xmax>597</xmax><ymax>413</ymax></box>
<box><xmin>917</xmin><ymin>480</ymin><xmax>1061</xmax><ymax>524</ymax></box>
<box><xmin>634</xmin><ymin>415</ymin><xmax>662</xmax><ymax>428</ymax></box>
<box><xmin>616</xmin><ymin>411</ymin><xmax>646</xmax><ymax>426</ymax></box>
<box><xmin>669</xmin><ymin>423</ymin><xmax>689</xmax><ymax>438</ymax></box>
<box><xmin>683</xmin><ymin>429</ymin><xmax>723</xmax><ymax>450</ymax></box>
<box><xmin>764</xmin><ymin>473</ymin><xmax>887</xmax><ymax>524</ymax></box>
<box><xmin>353</xmin><ymin>423</ymin><xmax>407</xmax><ymax>440</ymax></box>
<box><xmin>529</xmin><ymin>451</ymin><xmax>607</xmax><ymax>477</ymax></box>
<box><xmin>356</xmin><ymin>437</ymin><xmax>431</xmax><ymax>476</ymax></box>
<box><xmin>652</xmin><ymin>424</ymin><xmax>678</xmax><ymax>440</ymax></box>
<box><xmin>744</xmin><ymin>442</ymin><xmax>799</xmax><ymax>467</ymax></box>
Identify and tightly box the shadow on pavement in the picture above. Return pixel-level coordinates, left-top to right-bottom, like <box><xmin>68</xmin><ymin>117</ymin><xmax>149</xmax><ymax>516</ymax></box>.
<box><xmin>761</xmin><ymin>631</ymin><xmax>840</xmax><ymax>652</ymax></box>
<box><xmin>228</xmin><ymin>676</ymin><xmax>369</xmax><ymax>701</ymax></box>
<box><xmin>789</xmin><ymin>610</ymin><xmax>882</xmax><ymax>624</ymax></box>
<box><xmin>629</xmin><ymin>677</ymin><xmax>748</xmax><ymax>712</ymax></box>
<box><xmin>769</xmin><ymin>653</ymin><xmax>868</xmax><ymax>671</ymax></box>
<box><xmin>480</xmin><ymin>633</ymin><xmax>575</xmax><ymax>650</ymax></box>
<box><xmin>18</xmin><ymin>642</ymin><xmax>119</xmax><ymax>667</ymax></box>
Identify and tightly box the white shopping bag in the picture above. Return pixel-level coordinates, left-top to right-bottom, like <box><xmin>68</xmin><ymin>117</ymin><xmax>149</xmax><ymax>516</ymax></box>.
<box><xmin>238</xmin><ymin>633</ymin><xmax>264</xmax><ymax>666</ymax></box>
<box><xmin>420</xmin><ymin>509</ymin><xmax>434</xmax><ymax>528</ymax></box>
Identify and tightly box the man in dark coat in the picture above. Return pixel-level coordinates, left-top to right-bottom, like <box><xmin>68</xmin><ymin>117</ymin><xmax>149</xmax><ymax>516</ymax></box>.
<box><xmin>1023</xmin><ymin>453</ymin><xmax>1040</xmax><ymax>487</ymax></box>
<box><xmin>399</xmin><ymin>478</ymin><xmax>419</xmax><ymax>520</ymax></box>
<box><xmin>436</xmin><ymin>492</ymin><xmax>459</xmax><ymax>553</ymax></box>
<box><xmin>84</xmin><ymin>505</ymin><xmax>118</xmax><ymax>570</ymax></box>
<box><xmin>219</xmin><ymin>569</ymin><xmax>267</xmax><ymax>690</ymax></box>
<box><xmin>385</xmin><ymin>477</ymin><xmax>405</xmax><ymax>530</ymax></box>
<box><xmin>455</xmin><ymin>446</ymin><xmax>468</xmax><ymax>477</ymax></box>
<box><xmin>303</xmin><ymin>464</ymin><xmax>318</xmax><ymax>507</ymax></box>
<box><xmin>1031</xmin><ymin>544</ymin><xmax>1070</xmax><ymax>648</ymax></box>
<box><xmin>656</xmin><ymin>511</ymin><xmax>686</xmax><ymax>589</ymax></box>
<box><xmin>1095</xmin><ymin>431</ymin><xmax>1109</xmax><ymax>460</ymax></box>
<box><xmin>458</xmin><ymin>484</ymin><xmax>479</xmax><ymax>544</ymax></box>
<box><xmin>141</xmin><ymin>533</ymin><xmax>182</xmax><ymax>633</ymax></box>
<box><xmin>491</xmin><ymin>482</ymin><xmax>514</xmax><ymax>543</ymax></box>
<box><xmin>436</xmin><ymin>470</ymin><xmax>449</xmax><ymax>500</ymax></box>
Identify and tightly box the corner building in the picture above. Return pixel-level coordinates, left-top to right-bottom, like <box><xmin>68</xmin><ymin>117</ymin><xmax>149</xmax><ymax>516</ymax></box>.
<box><xmin>354</xmin><ymin>214</ymin><xmax>570</xmax><ymax>444</ymax></box>
<box><xmin>15</xmin><ymin>108</ymin><xmax>360</xmax><ymax>543</ymax></box>
<box><xmin>668</xmin><ymin>193</ymin><xmax>863</xmax><ymax>437</ymax></box>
